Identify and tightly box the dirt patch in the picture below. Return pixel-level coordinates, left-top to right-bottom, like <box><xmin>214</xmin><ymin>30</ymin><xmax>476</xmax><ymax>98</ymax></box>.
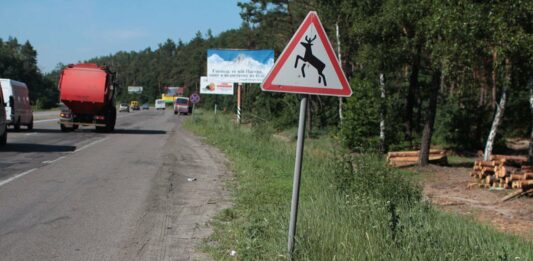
<box><xmin>413</xmin><ymin>164</ymin><xmax>533</xmax><ymax>240</ymax></box>
<box><xmin>117</xmin><ymin>121</ymin><xmax>232</xmax><ymax>260</ymax></box>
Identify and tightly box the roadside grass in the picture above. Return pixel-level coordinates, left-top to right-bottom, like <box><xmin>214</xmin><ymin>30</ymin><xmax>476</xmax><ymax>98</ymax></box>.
<box><xmin>183</xmin><ymin>111</ymin><xmax>532</xmax><ymax>260</ymax></box>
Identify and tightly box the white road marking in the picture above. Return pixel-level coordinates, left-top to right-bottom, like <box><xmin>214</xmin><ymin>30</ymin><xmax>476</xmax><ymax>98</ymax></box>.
<box><xmin>73</xmin><ymin>137</ymin><xmax>108</xmax><ymax>153</ymax></box>
<box><xmin>42</xmin><ymin>156</ymin><xmax>67</xmax><ymax>164</ymax></box>
<box><xmin>0</xmin><ymin>168</ymin><xmax>37</xmax><ymax>188</ymax></box>
<box><xmin>0</xmin><ymin>137</ymin><xmax>109</xmax><ymax>188</ymax></box>
<box><xmin>34</xmin><ymin>118</ymin><xmax>59</xmax><ymax>123</ymax></box>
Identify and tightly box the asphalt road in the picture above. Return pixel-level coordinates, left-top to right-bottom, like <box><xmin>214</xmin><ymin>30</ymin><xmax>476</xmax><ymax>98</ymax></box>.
<box><xmin>0</xmin><ymin>109</ymin><xmax>231</xmax><ymax>261</ymax></box>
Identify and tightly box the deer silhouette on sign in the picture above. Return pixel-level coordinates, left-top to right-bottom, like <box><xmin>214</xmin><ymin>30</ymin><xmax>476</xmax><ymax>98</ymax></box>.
<box><xmin>294</xmin><ymin>35</ymin><xmax>327</xmax><ymax>86</ymax></box>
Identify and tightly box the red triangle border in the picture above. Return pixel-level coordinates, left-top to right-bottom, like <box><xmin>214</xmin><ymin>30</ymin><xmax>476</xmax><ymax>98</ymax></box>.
<box><xmin>261</xmin><ymin>11</ymin><xmax>352</xmax><ymax>97</ymax></box>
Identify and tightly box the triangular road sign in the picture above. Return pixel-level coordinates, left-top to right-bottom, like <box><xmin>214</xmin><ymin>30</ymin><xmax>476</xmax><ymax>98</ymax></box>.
<box><xmin>261</xmin><ymin>11</ymin><xmax>352</xmax><ymax>97</ymax></box>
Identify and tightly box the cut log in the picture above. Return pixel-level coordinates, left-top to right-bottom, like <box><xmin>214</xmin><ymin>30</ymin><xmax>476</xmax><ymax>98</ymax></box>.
<box><xmin>389</xmin><ymin>161</ymin><xmax>417</xmax><ymax>167</ymax></box>
<box><xmin>501</xmin><ymin>189</ymin><xmax>527</xmax><ymax>202</ymax></box>
<box><xmin>387</xmin><ymin>149</ymin><xmax>445</xmax><ymax>158</ymax></box>
<box><xmin>510</xmin><ymin>173</ymin><xmax>533</xmax><ymax>180</ymax></box>
<box><xmin>497</xmin><ymin>166</ymin><xmax>516</xmax><ymax>178</ymax></box>
<box><xmin>491</xmin><ymin>154</ymin><xmax>528</xmax><ymax>162</ymax></box>
<box><xmin>497</xmin><ymin>158</ymin><xmax>525</xmax><ymax>168</ymax></box>
<box><xmin>475</xmin><ymin>160</ymin><xmax>495</xmax><ymax>168</ymax></box>
<box><xmin>521</xmin><ymin>165</ymin><xmax>533</xmax><ymax>171</ymax></box>
<box><xmin>512</xmin><ymin>180</ymin><xmax>533</xmax><ymax>189</ymax></box>
<box><xmin>485</xmin><ymin>175</ymin><xmax>496</xmax><ymax>185</ymax></box>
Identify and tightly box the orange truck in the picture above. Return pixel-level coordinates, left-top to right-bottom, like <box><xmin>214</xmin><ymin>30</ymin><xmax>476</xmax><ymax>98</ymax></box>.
<box><xmin>58</xmin><ymin>63</ymin><xmax>117</xmax><ymax>132</ymax></box>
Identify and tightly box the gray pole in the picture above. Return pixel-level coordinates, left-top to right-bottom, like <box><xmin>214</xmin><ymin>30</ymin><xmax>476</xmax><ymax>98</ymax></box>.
<box><xmin>288</xmin><ymin>96</ymin><xmax>308</xmax><ymax>257</ymax></box>
<box><xmin>336</xmin><ymin>22</ymin><xmax>343</xmax><ymax>124</ymax></box>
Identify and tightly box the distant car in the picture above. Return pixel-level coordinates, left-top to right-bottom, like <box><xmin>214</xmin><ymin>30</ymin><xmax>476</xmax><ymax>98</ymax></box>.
<box><xmin>174</xmin><ymin>97</ymin><xmax>190</xmax><ymax>115</ymax></box>
<box><xmin>119</xmin><ymin>103</ymin><xmax>130</xmax><ymax>112</ymax></box>
<box><xmin>141</xmin><ymin>103</ymin><xmax>149</xmax><ymax>110</ymax></box>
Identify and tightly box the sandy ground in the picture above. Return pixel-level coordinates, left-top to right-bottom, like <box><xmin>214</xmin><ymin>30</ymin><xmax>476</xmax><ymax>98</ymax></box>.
<box><xmin>417</xmin><ymin>164</ymin><xmax>533</xmax><ymax>240</ymax></box>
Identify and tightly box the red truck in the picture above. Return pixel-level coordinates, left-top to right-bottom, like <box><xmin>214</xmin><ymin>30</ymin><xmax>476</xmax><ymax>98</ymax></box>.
<box><xmin>58</xmin><ymin>63</ymin><xmax>116</xmax><ymax>132</ymax></box>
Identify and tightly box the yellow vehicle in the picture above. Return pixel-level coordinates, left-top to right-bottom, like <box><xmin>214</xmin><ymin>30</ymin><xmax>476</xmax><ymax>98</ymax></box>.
<box><xmin>130</xmin><ymin>100</ymin><xmax>140</xmax><ymax>110</ymax></box>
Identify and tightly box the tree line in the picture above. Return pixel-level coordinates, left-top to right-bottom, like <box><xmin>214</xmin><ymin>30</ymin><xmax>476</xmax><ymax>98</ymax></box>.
<box><xmin>0</xmin><ymin>37</ymin><xmax>58</xmax><ymax>108</ymax></box>
<box><xmin>2</xmin><ymin>0</ymin><xmax>532</xmax><ymax>162</ymax></box>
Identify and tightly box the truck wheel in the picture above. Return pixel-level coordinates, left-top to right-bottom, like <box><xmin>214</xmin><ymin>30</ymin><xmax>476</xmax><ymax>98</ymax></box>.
<box><xmin>14</xmin><ymin>118</ymin><xmax>21</xmax><ymax>131</ymax></box>
<box><xmin>108</xmin><ymin>107</ymin><xmax>116</xmax><ymax>132</ymax></box>
<box><xmin>60</xmin><ymin>124</ymin><xmax>72</xmax><ymax>132</ymax></box>
<box><xmin>27</xmin><ymin>117</ymin><xmax>33</xmax><ymax>130</ymax></box>
<box><xmin>0</xmin><ymin>126</ymin><xmax>7</xmax><ymax>145</ymax></box>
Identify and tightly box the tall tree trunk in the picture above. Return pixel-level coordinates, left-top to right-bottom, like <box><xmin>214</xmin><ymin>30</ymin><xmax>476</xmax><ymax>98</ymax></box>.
<box><xmin>484</xmin><ymin>58</ymin><xmax>510</xmax><ymax>161</ymax></box>
<box><xmin>379</xmin><ymin>73</ymin><xmax>387</xmax><ymax>153</ymax></box>
<box><xmin>527</xmin><ymin>78</ymin><xmax>533</xmax><ymax>165</ymax></box>
<box><xmin>405</xmin><ymin>43</ymin><xmax>421</xmax><ymax>145</ymax></box>
<box><xmin>491</xmin><ymin>49</ymin><xmax>498</xmax><ymax>108</ymax></box>
<box><xmin>419</xmin><ymin>69</ymin><xmax>441</xmax><ymax>166</ymax></box>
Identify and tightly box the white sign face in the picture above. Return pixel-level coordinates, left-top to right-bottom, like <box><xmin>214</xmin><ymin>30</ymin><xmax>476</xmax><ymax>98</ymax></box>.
<box><xmin>261</xmin><ymin>11</ymin><xmax>351</xmax><ymax>97</ymax></box>
<box><xmin>128</xmin><ymin>86</ymin><xmax>143</xmax><ymax>94</ymax></box>
<box><xmin>200</xmin><ymin>76</ymin><xmax>234</xmax><ymax>95</ymax></box>
<box><xmin>207</xmin><ymin>49</ymin><xmax>274</xmax><ymax>83</ymax></box>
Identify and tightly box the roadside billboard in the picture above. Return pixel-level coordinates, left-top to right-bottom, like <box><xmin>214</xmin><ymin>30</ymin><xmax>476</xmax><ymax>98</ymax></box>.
<box><xmin>128</xmin><ymin>86</ymin><xmax>143</xmax><ymax>94</ymax></box>
<box><xmin>165</xmin><ymin>86</ymin><xmax>184</xmax><ymax>96</ymax></box>
<box><xmin>200</xmin><ymin>76</ymin><xmax>234</xmax><ymax>95</ymax></box>
<box><xmin>207</xmin><ymin>49</ymin><xmax>274</xmax><ymax>83</ymax></box>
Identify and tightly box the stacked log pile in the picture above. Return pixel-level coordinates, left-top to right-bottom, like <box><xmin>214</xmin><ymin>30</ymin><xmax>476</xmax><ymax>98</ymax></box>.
<box><xmin>387</xmin><ymin>150</ymin><xmax>447</xmax><ymax>167</ymax></box>
<box><xmin>470</xmin><ymin>155</ymin><xmax>533</xmax><ymax>200</ymax></box>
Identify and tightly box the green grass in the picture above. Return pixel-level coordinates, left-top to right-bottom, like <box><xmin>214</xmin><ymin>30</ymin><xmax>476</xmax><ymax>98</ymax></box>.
<box><xmin>184</xmin><ymin>111</ymin><xmax>532</xmax><ymax>260</ymax></box>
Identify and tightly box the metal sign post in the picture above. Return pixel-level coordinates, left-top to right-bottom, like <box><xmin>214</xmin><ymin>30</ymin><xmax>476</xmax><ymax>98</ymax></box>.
<box><xmin>189</xmin><ymin>93</ymin><xmax>200</xmax><ymax>122</ymax></box>
<box><xmin>288</xmin><ymin>96</ymin><xmax>308</xmax><ymax>256</ymax></box>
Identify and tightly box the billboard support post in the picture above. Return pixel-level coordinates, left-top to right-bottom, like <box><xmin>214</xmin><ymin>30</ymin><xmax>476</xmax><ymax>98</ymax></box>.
<box><xmin>237</xmin><ymin>83</ymin><xmax>242</xmax><ymax>124</ymax></box>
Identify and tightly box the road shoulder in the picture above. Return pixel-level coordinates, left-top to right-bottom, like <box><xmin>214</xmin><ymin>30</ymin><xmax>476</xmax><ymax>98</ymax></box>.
<box><xmin>116</xmin><ymin>122</ymin><xmax>233</xmax><ymax>260</ymax></box>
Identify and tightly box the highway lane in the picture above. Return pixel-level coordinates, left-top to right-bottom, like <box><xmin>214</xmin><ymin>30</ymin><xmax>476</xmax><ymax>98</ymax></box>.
<box><xmin>0</xmin><ymin>110</ymin><xmax>142</xmax><ymax>180</ymax></box>
<box><xmin>0</xmin><ymin>109</ymin><xmax>230</xmax><ymax>261</ymax></box>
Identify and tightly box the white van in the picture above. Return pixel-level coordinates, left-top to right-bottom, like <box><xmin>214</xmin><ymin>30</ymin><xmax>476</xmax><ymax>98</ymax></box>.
<box><xmin>0</xmin><ymin>87</ymin><xmax>7</xmax><ymax>145</ymax></box>
<box><xmin>155</xmin><ymin>99</ymin><xmax>166</xmax><ymax>110</ymax></box>
<box><xmin>0</xmin><ymin>79</ymin><xmax>33</xmax><ymax>130</ymax></box>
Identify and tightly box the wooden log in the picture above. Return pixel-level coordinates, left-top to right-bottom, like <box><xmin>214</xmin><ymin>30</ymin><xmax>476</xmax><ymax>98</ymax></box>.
<box><xmin>481</xmin><ymin>166</ymin><xmax>495</xmax><ymax>172</ymax></box>
<box><xmin>388</xmin><ymin>160</ymin><xmax>420</xmax><ymax>167</ymax></box>
<box><xmin>510</xmin><ymin>173</ymin><xmax>533</xmax><ymax>181</ymax></box>
<box><xmin>498</xmin><ymin>158</ymin><xmax>525</xmax><ymax>168</ymax></box>
<box><xmin>475</xmin><ymin>160</ymin><xmax>495</xmax><ymax>168</ymax></box>
<box><xmin>497</xmin><ymin>166</ymin><xmax>516</xmax><ymax>178</ymax></box>
<box><xmin>521</xmin><ymin>165</ymin><xmax>533</xmax><ymax>171</ymax></box>
<box><xmin>485</xmin><ymin>175</ymin><xmax>496</xmax><ymax>185</ymax></box>
<box><xmin>388</xmin><ymin>155</ymin><xmax>447</xmax><ymax>168</ymax></box>
<box><xmin>501</xmin><ymin>189</ymin><xmax>527</xmax><ymax>202</ymax></box>
<box><xmin>387</xmin><ymin>149</ymin><xmax>445</xmax><ymax>158</ymax></box>
<box><xmin>490</xmin><ymin>154</ymin><xmax>528</xmax><ymax>162</ymax></box>
<box><xmin>512</xmin><ymin>180</ymin><xmax>533</xmax><ymax>189</ymax></box>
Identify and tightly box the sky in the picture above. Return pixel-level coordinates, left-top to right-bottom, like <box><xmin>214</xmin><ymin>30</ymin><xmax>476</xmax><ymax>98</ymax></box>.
<box><xmin>0</xmin><ymin>0</ymin><xmax>243</xmax><ymax>73</ymax></box>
